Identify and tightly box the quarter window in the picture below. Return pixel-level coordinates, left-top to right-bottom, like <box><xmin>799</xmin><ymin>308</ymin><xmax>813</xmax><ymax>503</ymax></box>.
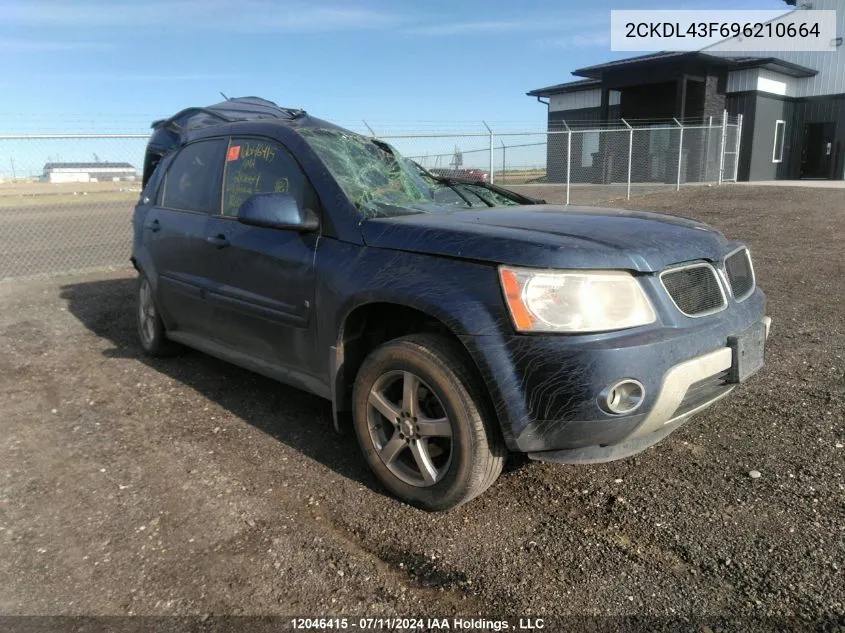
<box><xmin>772</xmin><ymin>120</ymin><xmax>786</xmax><ymax>163</ymax></box>
<box><xmin>161</xmin><ymin>139</ymin><xmax>226</xmax><ymax>213</ymax></box>
<box><xmin>221</xmin><ymin>137</ymin><xmax>317</xmax><ymax>217</ymax></box>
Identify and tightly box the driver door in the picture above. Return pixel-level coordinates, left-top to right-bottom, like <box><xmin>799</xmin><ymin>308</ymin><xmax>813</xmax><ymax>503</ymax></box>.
<box><xmin>205</xmin><ymin>136</ymin><xmax>322</xmax><ymax>378</ymax></box>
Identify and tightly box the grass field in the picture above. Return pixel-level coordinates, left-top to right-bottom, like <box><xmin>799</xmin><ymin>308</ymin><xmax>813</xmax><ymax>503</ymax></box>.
<box><xmin>0</xmin><ymin>181</ymin><xmax>139</xmax><ymax>209</ymax></box>
<box><xmin>0</xmin><ymin>191</ymin><xmax>139</xmax><ymax>209</ymax></box>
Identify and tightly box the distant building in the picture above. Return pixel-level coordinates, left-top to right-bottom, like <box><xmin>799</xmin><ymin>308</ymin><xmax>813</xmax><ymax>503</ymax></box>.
<box><xmin>528</xmin><ymin>0</ymin><xmax>845</xmax><ymax>182</ymax></box>
<box><xmin>42</xmin><ymin>162</ymin><xmax>137</xmax><ymax>183</ymax></box>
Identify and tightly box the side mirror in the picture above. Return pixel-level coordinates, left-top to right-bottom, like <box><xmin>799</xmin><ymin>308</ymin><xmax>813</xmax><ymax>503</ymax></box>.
<box><xmin>237</xmin><ymin>193</ymin><xmax>319</xmax><ymax>232</ymax></box>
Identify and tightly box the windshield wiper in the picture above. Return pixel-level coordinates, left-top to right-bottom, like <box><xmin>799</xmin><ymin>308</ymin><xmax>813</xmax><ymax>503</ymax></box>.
<box><xmin>411</xmin><ymin>162</ymin><xmax>485</xmax><ymax>207</ymax></box>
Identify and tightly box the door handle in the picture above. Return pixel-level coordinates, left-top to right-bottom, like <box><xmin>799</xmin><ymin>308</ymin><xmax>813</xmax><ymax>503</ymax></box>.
<box><xmin>145</xmin><ymin>219</ymin><xmax>161</xmax><ymax>232</ymax></box>
<box><xmin>206</xmin><ymin>234</ymin><xmax>230</xmax><ymax>248</ymax></box>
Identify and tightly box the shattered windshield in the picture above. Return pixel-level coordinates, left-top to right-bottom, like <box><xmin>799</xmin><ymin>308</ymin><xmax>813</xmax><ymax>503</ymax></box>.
<box><xmin>299</xmin><ymin>128</ymin><xmax>518</xmax><ymax>218</ymax></box>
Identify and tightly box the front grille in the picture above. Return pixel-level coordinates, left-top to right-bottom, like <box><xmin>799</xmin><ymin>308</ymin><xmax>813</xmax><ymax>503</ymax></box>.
<box><xmin>725</xmin><ymin>248</ymin><xmax>755</xmax><ymax>301</ymax></box>
<box><xmin>673</xmin><ymin>370</ymin><xmax>732</xmax><ymax>418</ymax></box>
<box><xmin>660</xmin><ymin>263</ymin><xmax>727</xmax><ymax>317</ymax></box>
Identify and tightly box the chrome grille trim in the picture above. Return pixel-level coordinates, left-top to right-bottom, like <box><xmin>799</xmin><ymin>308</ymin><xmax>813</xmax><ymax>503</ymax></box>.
<box><xmin>723</xmin><ymin>246</ymin><xmax>756</xmax><ymax>302</ymax></box>
<box><xmin>659</xmin><ymin>261</ymin><xmax>728</xmax><ymax>318</ymax></box>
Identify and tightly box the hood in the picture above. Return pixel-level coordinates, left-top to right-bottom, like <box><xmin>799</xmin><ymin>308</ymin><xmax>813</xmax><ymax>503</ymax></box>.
<box><xmin>360</xmin><ymin>205</ymin><xmax>731</xmax><ymax>273</ymax></box>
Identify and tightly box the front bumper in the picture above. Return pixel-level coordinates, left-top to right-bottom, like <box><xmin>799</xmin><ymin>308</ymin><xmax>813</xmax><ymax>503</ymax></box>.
<box><xmin>530</xmin><ymin>316</ymin><xmax>770</xmax><ymax>464</ymax></box>
<box><xmin>460</xmin><ymin>289</ymin><xmax>769</xmax><ymax>460</ymax></box>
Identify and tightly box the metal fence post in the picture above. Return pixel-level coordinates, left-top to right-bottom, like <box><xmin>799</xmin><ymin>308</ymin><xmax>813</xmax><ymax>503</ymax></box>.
<box><xmin>482</xmin><ymin>121</ymin><xmax>494</xmax><ymax>184</ymax></box>
<box><xmin>501</xmin><ymin>140</ymin><xmax>506</xmax><ymax>182</ymax></box>
<box><xmin>622</xmin><ymin>118</ymin><xmax>633</xmax><ymax>200</ymax></box>
<box><xmin>733</xmin><ymin>113</ymin><xmax>743</xmax><ymax>182</ymax></box>
<box><xmin>564</xmin><ymin>122</ymin><xmax>571</xmax><ymax>206</ymax></box>
<box><xmin>705</xmin><ymin>115</ymin><xmax>713</xmax><ymax>181</ymax></box>
<box><xmin>674</xmin><ymin>118</ymin><xmax>684</xmax><ymax>192</ymax></box>
<box><xmin>718</xmin><ymin>110</ymin><xmax>728</xmax><ymax>185</ymax></box>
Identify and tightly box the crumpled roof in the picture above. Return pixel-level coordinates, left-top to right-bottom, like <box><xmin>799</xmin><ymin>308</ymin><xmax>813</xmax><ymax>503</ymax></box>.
<box><xmin>151</xmin><ymin>96</ymin><xmax>304</xmax><ymax>135</ymax></box>
<box><xmin>143</xmin><ymin>97</ymin><xmax>307</xmax><ymax>183</ymax></box>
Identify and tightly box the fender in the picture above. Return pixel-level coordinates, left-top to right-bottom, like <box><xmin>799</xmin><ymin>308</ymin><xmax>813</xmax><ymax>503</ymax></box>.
<box><xmin>324</xmin><ymin>253</ymin><xmax>512</xmax><ymax>432</ymax></box>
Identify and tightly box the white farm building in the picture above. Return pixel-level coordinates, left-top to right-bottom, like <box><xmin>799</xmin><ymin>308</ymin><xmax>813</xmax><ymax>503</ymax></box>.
<box><xmin>42</xmin><ymin>162</ymin><xmax>137</xmax><ymax>184</ymax></box>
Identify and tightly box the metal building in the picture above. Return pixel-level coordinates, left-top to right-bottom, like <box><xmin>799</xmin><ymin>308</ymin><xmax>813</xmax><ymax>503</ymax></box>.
<box><xmin>42</xmin><ymin>162</ymin><xmax>137</xmax><ymax>184</ymax></box>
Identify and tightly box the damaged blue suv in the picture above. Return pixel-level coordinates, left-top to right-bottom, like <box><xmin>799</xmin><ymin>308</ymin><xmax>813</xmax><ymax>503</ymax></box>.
<box><xmin>133</xmin><ymin>97</ymin><xmax>770</xmax><ymax>511</ymax></box>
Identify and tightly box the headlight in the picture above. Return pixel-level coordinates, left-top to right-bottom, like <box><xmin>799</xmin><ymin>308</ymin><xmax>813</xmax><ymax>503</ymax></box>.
<box><xmin>499</xmin><ymin>266</ymin><xmax>656</xmax><ymax>333</ymax></box>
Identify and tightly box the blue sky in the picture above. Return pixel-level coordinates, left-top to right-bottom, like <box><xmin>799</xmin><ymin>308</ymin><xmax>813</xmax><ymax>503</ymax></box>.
<box><xmin>2</xmin><ymin>0</ymin><xmax>791</xmax><ymax>134</ymax></box>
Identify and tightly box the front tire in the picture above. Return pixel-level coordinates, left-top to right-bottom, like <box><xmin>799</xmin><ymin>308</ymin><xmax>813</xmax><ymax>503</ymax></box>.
<box><xmin>352</xmin><ymin>333</ymin><xmax>505</xmax><ymax>511</ymax></box>
<box><xmin>136</xmin><ymin>273</ymin><xmax>182</xmax><ymax>357</ymax></box>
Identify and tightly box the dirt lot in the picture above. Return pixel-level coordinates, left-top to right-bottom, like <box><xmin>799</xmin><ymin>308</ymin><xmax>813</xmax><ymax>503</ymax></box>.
<box><xmin>1</xmin><ymin>186</ymin><xmax>843</xmax><ymax>630</ymax></box>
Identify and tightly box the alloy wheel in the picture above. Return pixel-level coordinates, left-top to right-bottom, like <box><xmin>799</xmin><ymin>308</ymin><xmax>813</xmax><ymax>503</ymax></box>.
<box><xmin>366</xmin><ymin>370</ymin><xmax>453</xmax><ymax>487</ymax></box>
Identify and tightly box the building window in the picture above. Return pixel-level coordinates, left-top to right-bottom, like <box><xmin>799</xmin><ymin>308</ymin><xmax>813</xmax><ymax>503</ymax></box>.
<box><xmin>581</xmin><ymin>131</ymin><xmax>600</xmax><ymax>167</ymax></box>
<box><xmin>772</xmin><ymin>120</ymin><xmax>786</xmax><ymax>163</ymax></box>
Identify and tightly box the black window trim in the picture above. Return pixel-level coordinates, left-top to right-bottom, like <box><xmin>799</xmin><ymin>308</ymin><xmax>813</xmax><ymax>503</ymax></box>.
<box><xmin>159</xmin><ymin>136</ymin><xmax>228</xmax><ymax>216</ymax></box>
<box><xmin>217</xmin><ymin>133</ymin><xmax>324</xmax><ymax>222</ymax></box>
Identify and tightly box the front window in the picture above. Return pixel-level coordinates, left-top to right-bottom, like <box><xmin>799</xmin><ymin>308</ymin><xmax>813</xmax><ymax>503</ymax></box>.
<box><xmin>299</xmin><ymin>128</ymin><xmax>517</xmax><ymax>218</ymax></box>
<box><xmin>221</xmin><ymin>137</ymin><xmax>317</xmax><ymax>217</ymax></box>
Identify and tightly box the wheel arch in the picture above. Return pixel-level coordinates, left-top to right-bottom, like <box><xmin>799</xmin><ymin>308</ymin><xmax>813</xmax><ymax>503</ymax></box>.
<box><xmin>329</xmin><ymin>300</ymin><xmax>494</xmax><ymax>434</ymax></box>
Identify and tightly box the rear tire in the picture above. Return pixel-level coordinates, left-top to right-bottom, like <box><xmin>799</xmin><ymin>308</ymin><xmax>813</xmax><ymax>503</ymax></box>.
<box><xmin>352</xmin><ymin>333</ymin><xmax>505</xmax><ymax>511</ymax></box>
<box><xmin>136</xmin><ymin>273</ymin><xmax>182</xmax><ymax>357</ymax></box>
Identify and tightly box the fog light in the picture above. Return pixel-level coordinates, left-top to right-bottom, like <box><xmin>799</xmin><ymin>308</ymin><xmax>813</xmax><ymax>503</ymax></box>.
<box><xmin>600</xmin><ymin>379</ymin><xmax>645</xmax><ymax>415</ymax></box>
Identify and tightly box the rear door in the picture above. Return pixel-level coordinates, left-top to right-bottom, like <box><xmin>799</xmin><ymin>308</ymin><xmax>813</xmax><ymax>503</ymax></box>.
<box><xmin>144</xmin><ymin>138</ymin><xmax>226</xmax><ymax>338</ymax></box>
<box><xmin>204</xmin><ymin>136</ymin><xmax>322</xmax><ymax>377</ymax></box>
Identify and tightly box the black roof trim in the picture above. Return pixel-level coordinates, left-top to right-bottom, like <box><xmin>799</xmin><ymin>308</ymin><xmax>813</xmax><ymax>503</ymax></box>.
<box><xmin>526</xmin><ymin>78</ymin><xmax>601</xmax><ymax>97</ymax></box>
<box><xmin>728</xmin><ymin>56</ymin><xmax>817</xmax><ymax>77</ymax></box>
<box><xmin>569</xmin><ymin>51</ymin><xmax>817</xmax><ymax>79</ymax></box>
<box><xmin>573</xmin><ymin>51</ymin><xmax>688</xmax><ymax>77</ymax></box>
<box><xmin>526</xmin><ymin>51</ymin><xmax>819</xmax><ymax>95</ymax></box>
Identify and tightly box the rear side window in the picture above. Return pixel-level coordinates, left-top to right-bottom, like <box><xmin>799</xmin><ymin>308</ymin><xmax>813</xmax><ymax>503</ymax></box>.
<box><xmin>142</xmin><ymin>153</ymin><xmax>173</xmax><ymax>204</ymax></box>
<box><xmin>221</xmin><ymin>137</ymin><xmax>317</xmax><ymax>217</ymax></box>
<box><xmin>161</xmin><ymin>139</ymin><xmax>226</xmax><ymax>213</ymax></box>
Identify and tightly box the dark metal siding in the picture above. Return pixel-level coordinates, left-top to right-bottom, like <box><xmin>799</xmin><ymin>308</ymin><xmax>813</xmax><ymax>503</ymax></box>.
<box><xmin>548</xmin><ymin>107</ymin><xmax>605</xmax><ymax>126</ymax></box>
<box><xmin>729</xmin><ymin>91</ymin><xmax>845</xmax><ymax>181</ymax></box>
<box><xmin>791</xmin><ymin>95</ymin><xmax>845</xmax><ymax>180</ymax></box>
<box><xmin>547</xmin><ymin>106</ymin><xmax>620</xmax><ymax>184</ymax></box>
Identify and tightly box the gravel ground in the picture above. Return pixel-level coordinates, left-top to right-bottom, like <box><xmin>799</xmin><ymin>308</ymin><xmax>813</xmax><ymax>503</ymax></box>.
<box><xmin>0</xmin><ymin>186</ymin><xmax>843</xmax><ymax>631</ymax></box>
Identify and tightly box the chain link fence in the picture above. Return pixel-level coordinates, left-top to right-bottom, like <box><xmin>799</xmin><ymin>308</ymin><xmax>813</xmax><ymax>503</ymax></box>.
<box><xmin>0</xmin><ymin>113</ymin><xmax>741</xmax><ymax>281</ymax></box>
<box><xmin>0</xmin><ymin>135</ymin><xmax>147</xmax><ymax>280</ymax></box>
<box><xmin>377</xmin><ymin>112</ymin><xmax>741</xmax><ymax>206</ymax></box>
